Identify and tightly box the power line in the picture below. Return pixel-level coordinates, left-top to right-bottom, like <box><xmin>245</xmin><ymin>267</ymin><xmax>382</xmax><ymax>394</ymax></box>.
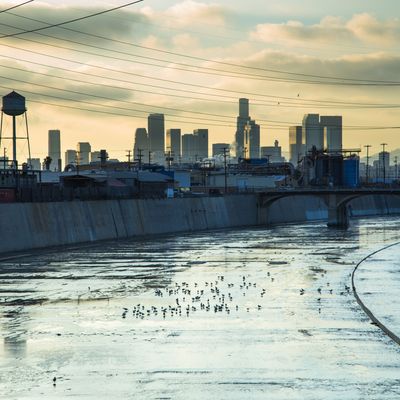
<box><xmin>4</xmin><ymin>7</ymin><xmax>400</xmax><ymax>85</ymax></box>
<box><xmin>2</xmin><ymin>62</ymin><xmax>398</xmax><ymax>111</ymax></box>
<box><xmin>1</xmin><ymin>81</ymin><xmax>398</xmax><ymax>131</ymax></box>
<box><xmin>1</xmin><ymin>40</ymin><xmax>400</xmax><ymax>112</ymax></box>
<box><xmin>0</xmin><ymin>0</ymin><xmax>33</xmax><ymax>14</ymax></box>
<box><xmin>0</xmin><ymin>0</ymin><xmax>144</xmax><ymax>39</ymax></box>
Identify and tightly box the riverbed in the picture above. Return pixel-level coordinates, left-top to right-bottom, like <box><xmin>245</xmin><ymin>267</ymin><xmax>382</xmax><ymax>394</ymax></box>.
<box><xmin>1</xmin><ymin>217</ymin><xmax>400</xmax><ymax>399</ymax></box>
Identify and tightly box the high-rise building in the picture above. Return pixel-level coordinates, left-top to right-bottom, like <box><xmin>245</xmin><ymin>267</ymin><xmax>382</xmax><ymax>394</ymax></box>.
<box><xmin>133</xmin><ymin>128</ymin><xmax>149</xmax><ymax>162</ymax></box>
<box><xmin>148</xmin><ymin>114</ymin><xmax>165</xmax><ymax>164</ymax></box>
<box><xmin>320</xmin><ymin>116</ymin><xmax>342</xmax><ymax>152</ymax></box>
<box><xmin>65</xmin><ymin>150</ymin><xmax>77</xmax><ymax>166</ymax></box>
<box><xmin>166</xmin><ymin>128</ymin><xmax>181</xmax><ymax>160</ymax></box>
<box><xmin>182</xmin><ymin>134</ymin><xmax>197</xmax><ymax>162</ymax></box>
<box><xmin>379</xmin><ymin>151</ymin><xmax>390</xmax><ymax>177</ymax></box>
<box><xmin>261</xmin><ymin>140</ymin><xmax>285</xmax><ymax>163</ymax></box>
<box><xmin>212</xmin><ymin>143</ymin><xmax>230</xmax><ymax>157</ymax></box>
<box><xmin>193</xmin><ymin>129</ymin><xmax>208</xmax><ymax>159</ymax></box>
<box><xmin>244</xmin><ymin>120</ymin><xmax>260</xmax><ymax>158</ymax></box>
<box><xmin>235</xmin><ymin>98</ymin><xmax>250</xmax><ymax>158</ymax></box>
<box><xmin>90</xmin><ymin>151</ymin><xmax>101</xmax><ymax>163</ymax></box>
<box><xmin>302</xmin><ymin>114</ymin><xmax>323</xmax><ymax>153</ymax></box>
<box><xmin>289</xmin><ymin>126</ymin><xmax>303</xmax><ymax>164</ymax></box>
<box><xmin>48</xmin><ymin>129</ymin><xmax>61</xmax><ymax>171</ymax></box>
<box><xmin>27</xmin><ymin>158</ymin><xmax>41</xmax><ymax>170</ymax></box>
<box><xmin>77</xmin><ymin>142</ymin><xmax>91</xmax><ymax>165</ymax></box>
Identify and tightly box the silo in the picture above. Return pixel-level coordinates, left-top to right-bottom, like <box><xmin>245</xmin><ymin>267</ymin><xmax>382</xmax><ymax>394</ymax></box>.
<box><xmin>343</xmin><ymin>158</ymin><xmax>360</xmax><ymax>188</ymax></box>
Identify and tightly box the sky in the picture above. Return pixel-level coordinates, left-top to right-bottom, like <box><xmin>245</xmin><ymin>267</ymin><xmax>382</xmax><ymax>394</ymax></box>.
<box><xmin>0</xmin><ymin>0</ymin><xmax>399</xmax><ymax>162</ymax></box>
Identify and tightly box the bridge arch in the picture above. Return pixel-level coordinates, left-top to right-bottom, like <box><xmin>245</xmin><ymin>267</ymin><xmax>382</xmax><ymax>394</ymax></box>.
<box><xmin>258</xmin><ymin>190</ymin><xmax>400</xmax><ymax>228</ymax></box>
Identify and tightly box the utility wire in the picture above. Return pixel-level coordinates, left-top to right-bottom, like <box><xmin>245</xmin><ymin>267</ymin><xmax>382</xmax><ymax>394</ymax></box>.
<box><xmin>1</xmin><ymin>80</ymin><xmax>398</xmax><ymax>131</ymax></box>
<box><xmin>1</xmin><ymin>22</ymin><xmax>398</xmax><ymax>87</ymax></box>
<box><xmin>0</xmin><ymin>0</ymin><xmax>33</xmax><ymax>14</ymax></box>
<box><xmin>2</xmin><ymin>54</ymin><xmax>400</xmax><ymax>115</ymax></box>
<box><xmin>4</xmin><ymin>49</ymin><xmax>395</xmax><ymax>108</ymax></box>
<box><xmin>4</xmin><ymin>8</ymin><xmax>399</xmax><ymax>85</ymax></box>
<box><xmin>0</xmin><ymin>0</ymin><xmax>143</xmax><ymax>38</ymax></box>
<box><xmin>1</xmin><ymin>41</ymin><xmax>400</xmax><ymax>113</ymax></box>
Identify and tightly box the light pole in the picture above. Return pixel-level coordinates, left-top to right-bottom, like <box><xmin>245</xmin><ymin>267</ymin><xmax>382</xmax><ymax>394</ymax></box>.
<box><xmin>381</xmin><ymin>143</ymin><xmax>387</xmax><ymax>184</ymax></box>
<box><xmin>364</xmin><ymin>144</ymin><xmax>371</xmax><ymax>185</ymax></box>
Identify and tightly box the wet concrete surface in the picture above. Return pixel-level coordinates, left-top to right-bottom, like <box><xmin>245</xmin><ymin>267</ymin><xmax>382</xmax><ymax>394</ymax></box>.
<box><xmin>1</xmin><ymin>217</ymin><xmax>400</xmax><ymax>399</ymax></box>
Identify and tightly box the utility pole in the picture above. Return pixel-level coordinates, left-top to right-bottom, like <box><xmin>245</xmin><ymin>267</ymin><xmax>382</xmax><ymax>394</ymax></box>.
<box><xmin>136</xmin><ymin>148</ymin><xmax>143</xmax><ymax>170</ymax></box>
<box><xmin>222</xmin><ymin>147</ymin><xmax>229</xmax><ymax>193</ymax></box>
<box><xmin>165</xmin><ymin>150</ymin><xmax>173</xmax><ymax>171</ymax></box>
<box><xmin>381</xmin><ymin>143</ymin><xmax>387</xmax><ymax>184</ymax></box>
<box><xmin>364</xmin><ymin>144</ymin><xmax>371</xmax><ymax>185</ymax></box>
<box><xmin>3</xmin><ymin>147</ymin><xmax>6</xmax><ymax>170</ymax></box>
<box><xmin>126</xmin><ymin>149</ymin><xmax>132</xmax><ymax>169</ymax></box>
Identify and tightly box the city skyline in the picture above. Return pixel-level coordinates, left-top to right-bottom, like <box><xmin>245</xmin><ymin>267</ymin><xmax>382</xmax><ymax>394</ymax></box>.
<box><xmin>0</xmin><ymin>1</ymin><xmax>398</xmax><ymax>162</ymax></box>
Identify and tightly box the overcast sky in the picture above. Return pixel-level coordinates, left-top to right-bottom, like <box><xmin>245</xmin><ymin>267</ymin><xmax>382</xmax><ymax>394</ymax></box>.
<box><xmin>0</xmin><ymin>0</ymin><xmax>399</xmax><ymax>161</ymax></box>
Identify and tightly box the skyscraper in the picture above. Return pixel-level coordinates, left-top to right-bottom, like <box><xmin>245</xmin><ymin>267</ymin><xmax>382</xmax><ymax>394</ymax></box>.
<box><xmin>77</xmin><ymin>142</ymin><xmax>91</xmax><ymax>165</ymax></box>
<box><xmin>134</xmin><ymin>128</ymin><xmax>149</xmax><ymax>161</ymax></box>
<box><xmin>182</xmin><ymin>134</ymin><xmax>196</xmax><ymax>162</ymax></box>
<box><xmin>65</xmin><ymin>150</ymin><xmax>77</xmax><ymax>166</ymax></box>
<box><xmin>302</xmin><ymin>114</ymin><xmax>323</xmax><ymax>153</ymax></box>
<box><xmin>48</xmin><ymin>129</ymin><xmax>61</xmax><ymax>171</ymax></box>
<box><xmin>289</xmin><ymin>126</ymin><xmax>303</xmax><ymax>164</ymax></box>
<box><xmin>148</xmin><ymin>114</ymin><xmax>165</xmax><ymax>164</ymax></box>
<box><xmin>235</xmin><ymin>98</ymin><xmax>250</xmax><ymax>158</ymax></box>
<box><xmin>320</xmin><ymin>116</ymin><xmax>342</xmax><ymax>152</ymax></box>
<box><xmin>244</xmin><ymin>120</ymin><xmax>260</xmax><ymax>158</ymax></box>
<box><xmin>193</xmin><ymin>129</ymin><xmax>208</xmax><ymax>159</ymax></box>
<box><xmin>166</xmin><ymin>128</ymin><xmax>181</xmax><ymax>160</ymax></box>
<box><xmin>235</xmin><ymin>98</ymin><xmax>261</xmax><ymax>159</ymax></box>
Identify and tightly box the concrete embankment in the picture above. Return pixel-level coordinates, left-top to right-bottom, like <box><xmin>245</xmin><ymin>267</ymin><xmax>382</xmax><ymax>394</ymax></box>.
<box><xmin>1</xmin><ymin>193</ymin><xmax>400</xmax><ymax>254</ymax></box>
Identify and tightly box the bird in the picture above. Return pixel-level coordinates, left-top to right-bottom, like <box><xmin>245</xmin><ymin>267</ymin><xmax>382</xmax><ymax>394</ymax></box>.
<box><xmin>53</xmin><ymin>377</ymin><xmax>57</xmax><ymax>386</ymax></box>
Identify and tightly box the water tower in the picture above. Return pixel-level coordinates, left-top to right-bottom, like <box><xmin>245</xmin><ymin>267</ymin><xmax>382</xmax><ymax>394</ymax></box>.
<box><xmin>0</xmin><ymin>91</ymin><xmax>32</xmax><ymax>169</ymax></box>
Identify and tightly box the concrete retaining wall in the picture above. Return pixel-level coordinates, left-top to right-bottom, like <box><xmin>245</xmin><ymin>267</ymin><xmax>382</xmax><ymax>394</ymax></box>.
<box><xmin>0</xmin><ymin>195</ymin><xmax>259</xmax><ymax>254</ymax></box>
<box><xmin>1</xmin><ymin>193</ymin><xmax>399</xmax><ymax>254</ymax></box>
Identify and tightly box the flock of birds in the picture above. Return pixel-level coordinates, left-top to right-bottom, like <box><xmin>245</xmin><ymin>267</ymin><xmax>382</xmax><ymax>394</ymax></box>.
<box><xmin>120</xmin><ymin>273</ymin><xmax>353</xmax><ymax>320</ymax></box>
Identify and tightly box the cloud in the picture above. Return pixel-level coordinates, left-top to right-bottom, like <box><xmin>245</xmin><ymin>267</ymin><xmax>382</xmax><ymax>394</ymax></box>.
<box><xmin>164</xmin><ymin>0</ymin><xmax>229</xmax><ymax>28</ymax></box>
<box><xmin>347</xmin><ymin>13</ymin><xmax>400</xmax><ymax>45</ymax></box>
<box><xmin>250</xmin><ymin>13</ymin><xmax>400</xmax><ymax>48</ymax></box>
<box><xmin>0</xmin><ymin>3</ymin><xmax>151</xmax><ymax>45</ymax></box>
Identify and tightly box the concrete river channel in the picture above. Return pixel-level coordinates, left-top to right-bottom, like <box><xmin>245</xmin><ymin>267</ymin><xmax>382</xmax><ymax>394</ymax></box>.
<box><xmin>1</xmin><ymin>216</ymin><xmax>400</xmax><ymax>399</ymax></box>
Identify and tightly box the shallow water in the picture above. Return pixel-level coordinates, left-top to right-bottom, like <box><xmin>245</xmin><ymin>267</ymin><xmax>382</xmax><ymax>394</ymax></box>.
<box><xmin>1</xmin><ymin>217</ymin><xmax>400</xmax><ymax>399</ymax></box>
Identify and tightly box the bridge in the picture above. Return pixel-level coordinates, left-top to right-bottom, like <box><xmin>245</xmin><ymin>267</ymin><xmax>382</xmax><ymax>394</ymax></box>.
<box><xmin>258</xmin><ymin>188</ymin><xmax>400</xmax><ymax>228</ymax></box>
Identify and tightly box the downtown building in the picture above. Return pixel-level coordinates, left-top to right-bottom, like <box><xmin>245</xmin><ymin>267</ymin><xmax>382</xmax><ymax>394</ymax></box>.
<box><xmin>302</xmin><ymin>114</ymin><xmax>342</xmax><ymax>155</ymax></box>
<box><xmin>48</xmin><ymin>129</ymin><xmax>61</xmax><ymax>171</ymax></box>
<box><xmin>148</xmin><ymin>113</ymin><xmax>165</xmax><ymax>164</ymax></box>
<box><xmin>77</xmin><ymin>142</ymin><xmax>91</xmax><ymax>165</ymax></box>
<box><xmin>181</xmin><ymin>129</ymin><xmax>209</xmax><ymax>162</ymax></box>
<box><xmin>166</xmin><ymin>128</ymin><xmax>181</xmax><ymax>162</ymax></box>
<box><xmin>133</xmin><ymin>128</ymin><xmax>149</xmax><ymax>163</ymax></box>
<box><xmin>235</xmin><ymin>98</ymin><xmax>260</xmax><ymax>159</ymax></box>
<box><xmin>289</xmin><ymin>126</ymin><xmax>303</xmax><ymax>165</ymax></box>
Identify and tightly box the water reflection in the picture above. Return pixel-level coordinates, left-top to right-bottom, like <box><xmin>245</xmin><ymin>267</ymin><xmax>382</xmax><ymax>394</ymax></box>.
<box><xmin>1</xmin><ymin>217</ymin><xmax>400</xmax><ymax>399</ymax></box>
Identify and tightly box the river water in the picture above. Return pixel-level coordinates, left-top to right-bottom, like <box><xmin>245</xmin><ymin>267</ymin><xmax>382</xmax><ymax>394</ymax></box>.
<box><xmin>1</xmin><ymin>217</ymin><xmax>400</xmax><ymax>399</ymax></box>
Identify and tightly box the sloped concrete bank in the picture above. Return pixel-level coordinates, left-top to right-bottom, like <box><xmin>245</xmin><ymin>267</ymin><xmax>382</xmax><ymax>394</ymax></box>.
<box><xmin>1</xmin><ymin>193</ymin><xmax>399</xmax><ymax>254</ymax></box>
